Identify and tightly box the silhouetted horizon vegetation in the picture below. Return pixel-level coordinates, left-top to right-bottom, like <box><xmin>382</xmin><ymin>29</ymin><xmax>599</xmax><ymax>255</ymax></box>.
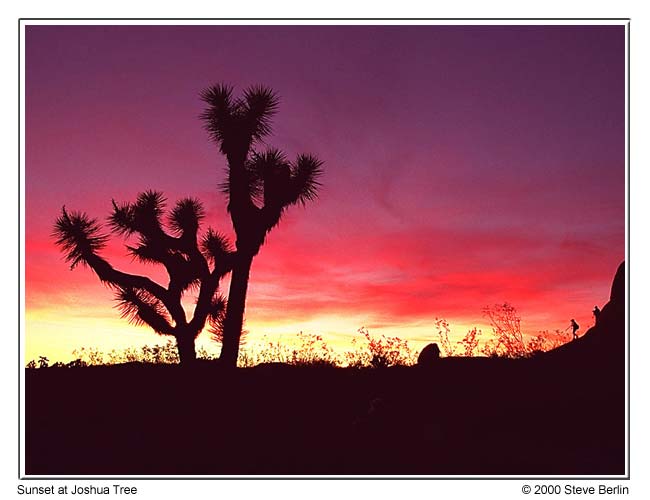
<box><xmin>26</xmin><ymin>303</ymin><xmax>577</xmax><ymax>369</ymax></box>
<box><xmin>26</xmin><ymin>263</ymin><xmax>625</xmax><ymax>475</ymax></box>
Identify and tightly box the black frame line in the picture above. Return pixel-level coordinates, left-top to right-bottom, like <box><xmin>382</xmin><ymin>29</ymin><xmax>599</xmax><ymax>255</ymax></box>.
<box><xmin>17</xmin><ymin>15</ymin><xmax>22</xmax><ymax>483</ymax></box>
<box><xmin>626</xmin><ymin>19</ymin><xmax>631</xmax><ymax>480</ymax></box>
<box><xmin>18</xmin><ymin>17</ymin><xmax>632</xmax><ymax>20</ymax></box>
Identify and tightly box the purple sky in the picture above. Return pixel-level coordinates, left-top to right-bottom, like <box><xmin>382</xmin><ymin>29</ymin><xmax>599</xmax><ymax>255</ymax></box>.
<box><xmin>25</xmin><ymin>24</ymin><xmax>625</xmax><ymax>358</ymax></box>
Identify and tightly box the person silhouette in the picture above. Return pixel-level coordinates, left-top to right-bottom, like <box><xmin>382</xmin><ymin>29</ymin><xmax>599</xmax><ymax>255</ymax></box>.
<box><xmin>593</xmin><ymin>306</ymin><xmax>601</xmax><ymax>323</ymax></box>
<box><xmin>570</xmin><ymin>319</ymin><xmax>579</xmax><ymax>340</ymax></box>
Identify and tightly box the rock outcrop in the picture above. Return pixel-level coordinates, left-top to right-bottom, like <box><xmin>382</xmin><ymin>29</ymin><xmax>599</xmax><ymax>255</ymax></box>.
<box><xmin>546</xmin><ymin>261</ymin><xmax>625</xmax><ymax>369</ymax></box>
<box><xmin>417</xmin><ymin>343</ymin><xmax>441</xmax><ymax>366</ymax></box>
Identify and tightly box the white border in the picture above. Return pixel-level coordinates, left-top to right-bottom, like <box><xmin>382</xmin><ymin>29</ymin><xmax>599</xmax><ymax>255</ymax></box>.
<box><xmin>15</xmin><ymin>17</ymin><xmax>632</xmax><ymax>495</ymax></box>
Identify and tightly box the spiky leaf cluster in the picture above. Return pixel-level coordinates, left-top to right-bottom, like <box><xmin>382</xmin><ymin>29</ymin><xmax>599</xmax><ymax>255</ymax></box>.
<box><xmin>53</xmin><ymin>207</ymin><xmax>109</xmax><ymax>269</ymax></box>
<box><xmin>109</xmin><ymin>190</ymin><xmax>167</xmax><ymax>237</ymax></box>
<box><xmin>108</xmin><ymin>191</ymin><xmax>220</xmax><ymax>287</ymax></box>
<box><xmin>249</xmin><ymin>150</ymin><xmax>323</xmax><ymax>209</ymax></box>
<box><xmin>169</xmin><ymin>197</ymin><xmax>205</xmax><ymax>237</ymax></box>
<box><xmin>208</xmin><ymin>295</ymin><xmax>248</xmax><ymax>348</ymax></box>
<box><xmin>200</xmin><ymin>83</ymin><xmax>279</xmax><ymax>158</ymax></box>
<box><xmin>53</xmin><ymin>192</ymin><xmax>234</xmax><ymax>346</ymax></box>
<box><xmin>116</xmin><ymin>288</ymin><xmax>173</xmax><ymax>335</ymax></box>
<box><xmin>201</xmin><ymin>228</ymin><xmax>233</xmax><ymax>264</ymax></box>
<box><xmin>206</xmin><ymin>294</ymin><xmax>227</xmax><ymax>341</ymax></box>
<box><xmin>200</xmin><ymin>84</ymin><xmax>323</xmax><ymax>249</ymax></box>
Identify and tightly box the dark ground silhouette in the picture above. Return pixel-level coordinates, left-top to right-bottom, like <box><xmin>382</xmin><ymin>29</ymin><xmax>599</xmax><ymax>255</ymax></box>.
<box><xmin>25</xmin><ymin>262</ymin><xmax>625</xmax><ymax>476</ymax></box>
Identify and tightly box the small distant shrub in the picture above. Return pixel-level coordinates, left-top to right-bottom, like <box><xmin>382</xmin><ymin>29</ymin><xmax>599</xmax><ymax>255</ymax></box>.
<box><xmin>72</xmin><ymin>347</ymin><xmax>105</xmax><ymax>366</ymax></box>
<box><xmin>250</xmin><ymin>337</ymin><xmax>292</xmax><ymax>365</ymax></box>
<box><xmin>236</xmin><ymin>350</ymin><xmax>258</xmax><ymax>368</ymax></box>
<box><xmin>480</xmin><ymin>304</ymin><xmax>573</xmax><ymax>357</ymax></box>
<box><xmin>65</xmin><ymin>359</ymin><xmax>87</xmax><ymax>368</ymax></box>
<box><xmin>357</xmin><ymin>327</ymin><xmax>416</xmax><ymax>368</ymax></box>
<box><xmin>534</xmin><ymin>329</ymin><xmax>570</xmax><ymax>351</ymax></box>
<box><xmin>526</xmin><ymin>334</ymin><xmax>550</xmax><ymax>354</ymax></box>
<box><xmin>344</xmin><ymin>337</ymin><xmax>372</xmax><ymax>368</ymax></box>
<box><xmin>242</xmin><ymin>332</ymin><xmax>339</xmax><ymax>367</ymax></box>
<box><xmin>480</xmin><ymin>339</ymin><xmax>502</xmax><ymax>358</ymax></box>
<box><xmin>70</xmin><ymin>342</ymin><xmax>181</xmax><ymax>366</ymax></box>
<box><xmin>138</xmin><ymin>340</ymin><xmax>180</xmax><ymax>364</ymax></box>
<box><xmin>435</xmin><ymin>318</ymin><xmax>457</xmax><ymax>357</ymax></box>
<box><xmin>196</xmin><ymin>346</ymin><xmax>218</xmax><ymax>361</ymax></box>
<box><xmin>483</xmin><ymin>303</ymin><xmax>527</xmax><ymax>358</ymax></box>
<box><xmin>289</xmin><ymin>332</ymin><xmax>338</xmax><ymax>367</ymax></box>
<box><xmin>457</xmin><ymin>327</ymin><xmax>482</xmax><ymax>357</ymax></box>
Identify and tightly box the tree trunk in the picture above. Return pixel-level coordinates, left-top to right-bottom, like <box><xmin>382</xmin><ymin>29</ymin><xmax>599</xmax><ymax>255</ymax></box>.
<box><xmin>176</xmin><ymin>333</ymin><xmax>197</xmax><ymax>365</ymax></box>
<box><xmin>219</xmin><ymin>253</ymin><xmax>254</xmax><ymax>367</ymax></box>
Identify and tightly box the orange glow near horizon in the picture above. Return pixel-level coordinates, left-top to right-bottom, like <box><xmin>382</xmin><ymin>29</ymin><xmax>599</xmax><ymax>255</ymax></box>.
<box><xmin>25</xmin><ymin>293</ymin><xmax>602</xmax><ymax>365</ymax></box>
<box><xmin>25</xmin><ymin>197</ymin><xmax>618</xmax><ymax>364</ymax></box>
<box><xmin>24</xmin><ymin>25</ymin><xmax>624</xmax><ymax>365</ymax></box>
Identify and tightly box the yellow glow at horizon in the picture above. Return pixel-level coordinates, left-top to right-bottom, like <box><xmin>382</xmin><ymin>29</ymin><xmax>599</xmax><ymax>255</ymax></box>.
<box><xmin>26</xmin><ymin>309</ymin><xmax>163</xmax><ymax>364</ymax></box>
<box><xmin>26</xmin><ymin>303</ymin><xmax>504</xmax><ymax>365</ymax></box>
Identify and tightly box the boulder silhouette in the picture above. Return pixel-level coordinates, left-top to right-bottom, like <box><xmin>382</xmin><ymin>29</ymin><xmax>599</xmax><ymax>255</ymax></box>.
<box><xmin>417</xmin><ymin>343</ymin><xmax>441</xmax><ymax>366</ymax></box>
<box><xmin>603</xmin><ymin>260</ymin><xmax>625</xmax><ymax>319</ymax></box>
<box><xmin>610</xmin><ymin>261</ymin><xmax>625</xmax><ymax>301</ymax></box>
<box><xmin>546</xmin><ymin>260</ymin><xmax>625</xmax><ymax>369</ymax></box>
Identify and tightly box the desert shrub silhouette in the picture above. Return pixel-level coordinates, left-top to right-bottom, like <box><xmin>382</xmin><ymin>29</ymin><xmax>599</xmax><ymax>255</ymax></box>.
<box><xmin>245</xmin><ymin>332</ymin><xmax>339</xmax><ymax>367</ymax></box>
<box><xmin>482</xmin><ymin>303</ymin><xmax>528</xmax><ymax>357</ymax></box>
<box><xmin>355</xmin><ymin>327</ymin><xmax>417</xmax><ymax>368</ymax></box>
<box><xmin>200</xmin><ymin>84</ymin><xmax>323</xmax><ymax>367</ymax></box>
<box><xmin>482</xmin><ymin>303</ymin><xmax>574</xmax><ymax>357</ymax></box>
<box><xmin>29</xmin><ymin>328</ymin><xmax>422</xmax><ymax>369</ymax></box>
<box><xmin>53</xmin><ymin>191</ymin><xmax>233</xmax><ymax>364</ymax></box>
<box><xmin>434</xmin><ymin>318</ymin><xmax>457</xmax><ymax>357</ymax></box>
<box><xmin>457</xmin><ymin>327</ymin><xmax>482</xmax><ymax>356</ymax></box>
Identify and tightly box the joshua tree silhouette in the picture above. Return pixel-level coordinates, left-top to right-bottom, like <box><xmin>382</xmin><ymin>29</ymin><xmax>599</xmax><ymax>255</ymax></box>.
<box><xmin>53</xmin><ymin>190</ymin><xmax>234</xmax><ymax>364</ymax></box>
<box><xmin>200</xmin><ymin>84</ymin><xmax>323</xmax><ymax>367</ymax></box>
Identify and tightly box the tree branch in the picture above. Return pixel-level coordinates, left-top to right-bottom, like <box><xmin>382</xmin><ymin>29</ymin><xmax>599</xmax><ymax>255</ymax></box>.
<box><xmin>84</xmin><ymin>253</ymin><xmax>187</xmax><ymax>326</ymax></box>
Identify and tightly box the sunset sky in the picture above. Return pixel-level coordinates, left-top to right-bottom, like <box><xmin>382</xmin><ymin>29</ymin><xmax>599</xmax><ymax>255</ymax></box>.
<box><xmin>24</xmin><ymin>24</ymin><xmax>625</xmax><ymax>362</ymax></box>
